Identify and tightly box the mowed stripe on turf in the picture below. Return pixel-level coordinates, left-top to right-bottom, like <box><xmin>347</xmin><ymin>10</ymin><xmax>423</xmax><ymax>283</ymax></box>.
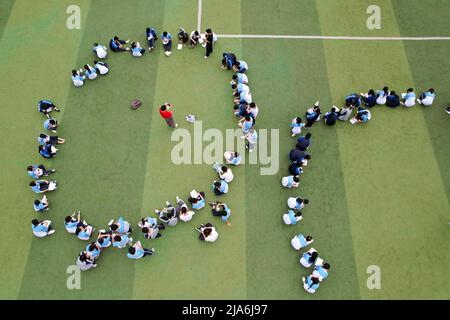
<box><xmin>17</xmin><ymin>0</ymin><xmax>165</xmax><ymax>299</ymax></box>
<box><xmin>0</xmin><ymin>0</ymin><xmax>91</xmax><ymax>299</ymax></box>
<box><xmin>240</xmin><ymin>0</ymin><xmax>361</xmax><ymax>299</ymax></box>
<box><xmin>132</xmin><ymin>0</ymin><xmax>248</xmax><ymax>299</ymax></box>
<box><xmin>316</xmin><ymin>0</ymin><xmax>450</xmax><ymax>299</ymax></box>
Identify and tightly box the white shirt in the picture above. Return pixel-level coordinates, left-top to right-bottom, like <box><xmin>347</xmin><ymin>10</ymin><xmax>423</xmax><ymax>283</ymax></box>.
<box><xmin>422</xmin><ymin>96</ymin><xmax>434</xmax><ymax>106</ymax></box>
<box><xmin>96</xmin><ymin>64</ymin><xmax>109</xmax><ymax>75</ymax></box>
<box><xmin>179</xmin><ymin>211</ymin><xmax>194</xmax><ymax>222</ymax></box>
<box><xmin>220</xmin><ymin>169</ymin><xmax>234</xmax><ymax>183</ymax></box>
<box><xmin>205</xmin><ymin>228</ymin><xmax>219</xmax><ymax>242</ymax></box>
<box><xmin>95</xmin><ymin>46</ymin><xmax>107</xmax><ymax>59</ymax></box>
<box><xmin>72</xmin><ymin>78</ymin><xmax>84</xmax><ymax>87</ymax></box>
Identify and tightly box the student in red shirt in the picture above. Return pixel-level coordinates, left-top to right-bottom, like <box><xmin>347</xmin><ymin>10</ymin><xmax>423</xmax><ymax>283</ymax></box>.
<box><xmin>159</xmin><ymin>102</ymin><xmax>177</xmax><ymax>128</ymax></box>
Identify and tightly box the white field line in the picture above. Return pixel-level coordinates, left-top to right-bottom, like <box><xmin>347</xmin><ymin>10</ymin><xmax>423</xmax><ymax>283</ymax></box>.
<box><xmin>197</xmin><ymin>0</ymin><xmax>202</xmax><ymax>32</ymax></box>
<box><xmin>216</xmin><ymin>34</ymin><xmax>450</xmax><ymax>41</ymax></box>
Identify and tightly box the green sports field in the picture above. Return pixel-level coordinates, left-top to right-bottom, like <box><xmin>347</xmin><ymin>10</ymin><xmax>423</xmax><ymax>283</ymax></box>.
<box><xmin>0</xmin><ymin>0</ymin><xmax>449</xmax><ymax>299</ymax></box>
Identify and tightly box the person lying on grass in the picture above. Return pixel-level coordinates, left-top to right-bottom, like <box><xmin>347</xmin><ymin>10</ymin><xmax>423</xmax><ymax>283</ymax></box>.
<box><xmin>29</xmin><ymin>180</ymin><xmax>57</xmax><ymax>193</ymax></box>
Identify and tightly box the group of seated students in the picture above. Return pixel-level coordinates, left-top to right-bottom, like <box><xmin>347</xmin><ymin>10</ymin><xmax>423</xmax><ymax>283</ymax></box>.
<box><xmin>29</xmin><ymin>100</ymin><xmax>64</xmax><ymax>226</ymax></box>
<box><xmin>71</xmin><ymin>46</ymin><xmax>110</xmax><ymax>87</ymax></box>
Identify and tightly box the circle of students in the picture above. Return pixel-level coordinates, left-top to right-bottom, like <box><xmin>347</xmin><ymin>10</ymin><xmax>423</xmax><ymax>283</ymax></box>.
<box><xmin>28</xmin><ymin>26</ymin><xmax>258</xmax><ymax>271</ymax></box>
<box><xmin>283</xmin><ymin>86</ymin><xmax>437</xmax><ymax>294</ymax></box>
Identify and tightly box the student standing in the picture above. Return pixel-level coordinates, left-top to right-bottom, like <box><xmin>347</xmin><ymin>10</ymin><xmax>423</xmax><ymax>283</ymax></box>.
<box><xmin>159</xmin><ymin>102</ymin><xmax>178</xmax><ymax>128</ymax></box>
<box><xmin>204</xmin><ymin>28</ymin><xmax>214</xmax><ymax>58</ymax></box>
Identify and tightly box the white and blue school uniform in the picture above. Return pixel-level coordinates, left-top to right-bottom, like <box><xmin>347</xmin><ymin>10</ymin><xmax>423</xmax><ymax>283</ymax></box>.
<box><xmin>283</xmin><ymin>210</ymin><xmax>302</xmax><ymax>225</ymax></box>
<box><xmin>239</xmin><ymin>91</ymin><xmax>252</xmax><ymax>104</ymax></box>
<box><xmin>192</xmin><ymin>198</ymin><xmax>205</xmax><ymax>210</ymax></box>
<box><xmin>221</xmin><ymin>205</ymin><xmax>231</xmax><ymax>223</ymax></box>
<box><xmin>28</xmin><ymin>166</ymin><xmax>43</xmax><ymax>179</ymax></box>
<box><xmin>420</xmin><ymin>91</ymin><xmax>435</xmax><ymax>106</ymax></box>
<box><xmin>146</xmin><ymin>28</ymin><xmax>158</xmax><ymax>48</ymax></box>
<box><xmin>37</xmin><ymin>135</ymin><xmax>48</xmax><ymax>145</ymax></box>
<box><xmin>287</xmin><ymin>197</ymin><xmax>304</xmax><ymax>210</ymax></box>
<box><xmin>97</xmin><ymin>235</ymin><xmax>112</xmax><ymax>248</ymax></box>
<box><xmin>402</xmin><ymin>91</ymin><xmax>416</xmax><ymax>107</ymax></box>
<box><xmin>236</xmin><ymin>60</ymin><xmax>248</xmax><ymax>73</ymax></box>
<box><xmin>306</xmin><ymin>108</ymin><xmax>321</xmax><ymax>122</ymax></box>
<box><xmin>95</xmin><ymin>62</ymin><xmax>109</xmax><ymax>75</ymax></box>
<box><xmin>131</xmin><ymin>45</ymin><xmax>144</xmax><ymax>57</ymax></box>
<box><xmin>291</xmin><ymin>119</ymin><xmax>305</xmax><ymax>136</ymax></box>
<box><xmin>357</xmin><ymin>108</ymin><xmax>371</xmax><ymax>123</ymax></box>
<box><xmin>300</xmin><ymin>252</ymin><xmax>316</xmax><ymax>268</ymax></box>
<box><xmin>38</xmin><ymin>100</ymin><xmax>54</xmax><ymax>113</ymax></box>
<box><xmin>113</xmin><ymin>235</ymin><xmax>130</xmax><ymax>249</ymax></box>
<box><xmin>376</xmin><ymin>90</ymin><xmax>388</xmax><ymax>104</ymax></box>
<box><xmin>85</xmin><ymin>67</ymin><xmax>97</xmax><ymax>80</ymax></box>
<box><xmin>31</xmin><ymin>181</ymin><xmax>43</xmax><ymax>193</ymax></box>
<box><xmin>161</xmin><ymin>33</ymin><xmax>172</xmax><ymax>51</ymax></box>
<box><xmin>43</xmin><ymin>119</ymin><xmax>55</xmax><ymax>131</ymax></box>
<box><xmin>77</xmin><ymin>228</ymin><xmax>92</xmax><ymax>241</ymax></box>
<box><xmin>242</xmin><ymin>119</ymin><xmax>254</xmax><ymax>133</ymax></box>
<box><xmin>72</xmin><ymin>74</ymin><xmax>85</xmax><ymax>87</ymax></box>
<box><xmin>86</xmin><ymin>244</ymin><xmax>101</xmax><ymax>259</ymax></box>
<box><xmin>237</xmin><ymin>83</ymin><xmax>250</xmax><ymax>94</ymax></box>
<box><xmin>246</xmin><ymin>130</ymin><xmax>258</xmax><ymax>145</ymax></box>
<box><xmin>33</xmin><ymin>201</ymin><xmax>47</xmax><ymax>212</ymax></box>
<box><xmin>229</xmin><ymin>154</ymin><xmax>241</xmax><ymax>165</ymax></box>
<box><xmin>117</xmin><ymin>217</ymin><xmax>131</xmax><ymax>234</ymax></box>
<box><xmin>281</xmin><ymin>176</ymin><xmax>297</xmax><ymax>188</ymax></box>
<box><xmin>291</xmin><ymin>234</ymin><xmax>312</xmax><ymax>250</ymax></box>
<box><xmin>127</xmin><ymin>248</ymin><xmax>145</xmax><ymax>259</ymax></box>
<box><xmin>32</xmin><ymin>223</ymin><xmax>49</xmax><ymax>238</ymax></box>
<box><xmin>303</xmin><ymin>275</ymin><xmax>320</xmax><ymax>294</ymax></box>
<box><xmin>219</xmin><ymin>180</ymin><xmax>229</xmax><ymax>194</ymax></box>
<box><xmin>93</xmin><ymin>44</ymin><xmax>107</xmax><ymax>59</ymax></box>
<box><xmin>64</xmin><ymin>219</ymin><xmax>79</xmax><ymax>234</ymax></box>
<box><xmin>313</xmin><ymin>265</ymin><xmax>329</xmax><ymax>281</ymax></box>
<box><xmin>236</xmin><ymin>73</ymin><xmax>248</xmax><ymax>84</ymax></box>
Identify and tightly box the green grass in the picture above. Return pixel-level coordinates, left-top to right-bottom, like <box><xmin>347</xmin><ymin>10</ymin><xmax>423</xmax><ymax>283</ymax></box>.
<box><xmin>0</xmin><ymin>0</ymin><xmax>449</xmax><ymax>299</ymax></box>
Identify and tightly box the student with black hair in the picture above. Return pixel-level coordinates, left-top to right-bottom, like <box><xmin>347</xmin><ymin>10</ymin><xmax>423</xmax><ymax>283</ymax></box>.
<box><xmin>296</xmin><ymin>133</ymin><xmax>311</xmax><ymax>151</ymax></box>
<box><xmin>232</xmin><ymin>60</ymin><xmax>248</xmax><ymax>73</ymax></box>
<box><xmin>155</xmin><ymin>203</ymin><xmax>178</xmax><ymax>226</ymax></box>
<box><xmin>224</xmin><ymin>151</ymin><xmax>242</xmax><ymax>166</ymax></box>
<box><xmin>401</xmin><ymin>88</ymin><xmax>416</xmax><ymax>107</ymax></box>
<box><xmin>288</xmin><ymin>162</ymin><xmax>303</xmax><ymax>176</ymax></box>
<box><xmin>85</xmin><ymin>242</ymin><xmax>102</xmax><ymax>259</ymax></box>
<box><xmin>38</xmin><ymin>100</ymin><xmax>60</xmax><ymax>118</ymax></box>
<box><xmin>37</xmin><ymin>133</ymin><xmax>65</xmax><ymax>145</ymax></box>
<box><xmin>94</xmin><ymin>60</ymin><xmax>109</xmax><ymax>75</ymax></box>
<box><xmin>31</xmin><ymin>219</ymin><xmax>55</xmax><ymax>238</ymax></box>
<box><xmin>76</xmin><ymin>220</ymin><xmax>95</xmax><ymax>241</ymax></box>
<box><xmin>231</xmin><ymin>73</ymin><xmax>248</xmax><ymax>86</ymax></box>
<box><xmin>27</xmin><ymin>164</ymin><xmax>55</xmax><ymax>179</ymax></box>
<box><xmin>212</xmin><ymin>180</ymin><xmax>229</xmax><ymax>196</ymax></box>
<box><xmin>361</xmin><ymin>89</ymin><xmax>377</xmax><ymax>108</ymax></box>
<box><xmin>386</xmin><ymin>91</ymin><xmax>400</xmax><ymax>108</ymax></box>
<box><xmin>196</xmin><ymin>223</ymin><xmax>219</xmax><ymax>242</ymax></box>
<box><xmin>287</xmin><ymin>197</ymin><xmax>309</xmax><ymax>211</ymax></box>
<box><xmin>93</xmin><ymin>43</ymin><xmax>107</xmax><ymax>59</ymax></box>
<box><xmin>33</xmin><ymin>195</ymin><xmax>49</xmax><ymax>212</ymax></box>
<box><xmin>188</xmin><ymin>189</ymin><xmax>206</xmax><ymax>210</ymax></box>
<box><xmin>417</xmin><ymin>88</ymin><xmax>435</xmax><ymax>106</ymax></box>
<box><xmin>127</xmin><ymin>241</ymin><xmax>155</xmax><ymax>259</ymax></box>
<box><xmin>204</xmin><ymin>28</ymin><xmax>214</xmax><ymax>58</ymax></box>
<box><xmin>324</xmin><ymin>107</ymin><xmax>338</xmax><ymax>126</ymax></box>
<box><xmin>139</xmin><ymin>216</ymin><xmax>165</xmax><ymax>239</ymax></box>
<box><xmin>288</xmin><ymin>148</ymin><xmax>310</xmax><ymax>163</ymax></box>
<box><xmin>146</xmin><ymin>27</ymin><xmax>158</xmax><ymax>51</ymax></box>
<box><xmin>108</xmin><ymin>217</ymin><xmax>132</xmax><ymax>235</ymax></box>
<box><xmin>109</xmin><ymin>35</ymin><xmax>130</xmax><ymax>52</ymax></box>
<box><xmin>130</xmin><ymin>42</ymin><xmax>145</xmax><ymax>57</ymax></box>
<box><xmin>302</xmin><ymin>275</ymin><xmax>320</xmax><ymax>294</ymax></box>
<box><xmin>212</xmin><ymin>163</ymin><xmax>234</xmax><ymax>183</ymax></box>
<box><xmin>209</xmin><ymin>201</ymin><xmax>231</xmax><ymax>226</ymax></box>
<box><xmin>282</xmin><ymin>210</ymin><xmax>303</xmax><ymax>225</ymax></box>
<box><xmin>71</xmin><ymin>69</ymin><xmax>85</xmax><ymax>87</ymax></box>
<box><xmin>345</xmin><ymin>93</ymin><xmax>361</xmax><ymax>108</ymax></box>
<box><xmin>291</xmin><ymin>234</ymin><xmax>314</xmax><ymax>250</ymax></box>
<box><xmin>281</xmin><ymin>175</ymin><xmax>300</xmax><ymax>188</ymax></box>
<box><xmin>29</xmin><ymin>180</ymin><xmax>57</xmax><ymax>193</ymax></box>
<box><xmin>77</xmin><ymin>251</ymin><xmax>97</xmax><ymax>270</ymax></box>
<box><xmin>222</xmin><ymin>52</ymin><xmax>237</xmax><ymax>70</ymax></box>
<box><xmin>84</xmin><ymin>64</ymin><xmax>97</xmax><ymax>80</ymax></box>
<box><xmin>38</xmin><ymin>144</ymin><xmax>57</xmax><ymax>159</ymax></box>
<box><xmin>112</xmin><ymin>233</ymin><xmax>133</xmax><ymax>249</ymax></box>
<box><xmin>177</xmin><ymin>27</ymin><xmax>189</xmax><ymax>46</ymax></box>
<box><xmin>161</xmin><ymin>31</ymin><xmax>172</xmax><ymax>56</ymax></box>
<box><xmin>43</xmin><ymin>118</ymin><xmax>58</xmax><ymax>133</ymax></box>
<box><xmin>313</xmin><ymin>262</ymin><xmax>330</xmax><ymax>281</ymax></box>
<box><xmin>336</xmin><ymin>105</ymin><xmax>353</xmax><ymax>121</ymax></box>
<box><xmin>305</xmin><ymin>102</ymin><xmax>321</xmax><ymax>129</ymax></box>
<box><xmin>300</xmin><ymin>250</ymin><xmax>318</xmax><ymax>268</ymax></box>
<box><xmin>64</xmin><ymin>211</ymin><xmax>81</xmax><ymax>234</ymax></box>
<box><xmin>159</xmin><ymin>102</ymin><xmax>177</xmax><ymax>128</ymax></box>
<box><xmin>189</xmin><ymin>30</ymin><xmax>200</xmax><ymax>48</ymax></box>
<box><xmin>96</xmin><ymin>230</ymin><xmax>112</xmax><ymax>248</ymax></box>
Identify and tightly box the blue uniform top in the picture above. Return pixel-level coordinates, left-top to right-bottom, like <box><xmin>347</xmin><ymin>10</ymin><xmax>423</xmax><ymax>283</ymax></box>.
<box><xmin>77</xmin><ymin>230</ymin><xmax>91</xmax><ymax>240</ymax></box>
<box><xmin>219</xmin><ymin>180</ymin><xmax>229</xmax><ymax>193</ymax></box>
<box><xmin>314</xmin><ymin>265</ymin><xmax>329</xmax><ymax>280</ymax></box>
<box><xmin>39</xmin><ymin>147</ymin><xmax>52</xmax><ymax>158</ymax></box>
<box><xmin>305</xmin><ymin>276</ymin><xmax>320</xmax><ymax>291</ymax></box>
<box><xmin>110</xmin><ymin>38</ymin><xmax>120</xmax><ymax>49</ymax></box>
<box><xmin>86</xmin><ymin>244</ymin><xmax>101</xmax><ymax>258</ymax></box>
<box><xmin>221</xmin><ymin>205</ymin><xmax>231</xmax><ymax>222</ymax></box>
<box><xmin>65</xmin><ymin>220</ymin><xmax>79</xmax><ymax>231</ymax></box>
<box><xmin>34</xmin><ymin>202</ymin><xmax>46</xmax><ymax>211</ymax></box>
<box><xmin>237</xmin><ymin>60</ymin><xmax>248</xmax><ymax>72</ymax></box>
<box><xmin>297</xmin><ymin>234</ymin><xmax>307</xmax><ymax>247</ymax></box>
<box><xmin>31</xmin><ymin>182</ymin><xmax>42</xmax><ymax>193</ymax></box>
<box><xmin>161</xmin><ymin>33</ymin><xmax>172</xmax><ymax>42</ymax></box>
<box><xmin>236</xmin><ymin>73</ymin><xmax>248</xmax><ymax>84</ymax></box>
<box><xmin>424</xmin><ymin>91</ymin><xmax>435</xmax><ymax>98</ymax></box>
<box><xmin>127</xmin><ymin>248</ymin><xmax>145</xmax><ymax>259</ymax></box>
<box><xmin>404</xmin><ymin>92</ymin><xmax>416</xmax><ymax>100</ymax></box>
<box><xmin>38</xmin><ymin>100</ymin><xmax>53</xmax><ymax>112</ymax></box>
<box><xmin>32</xmin><ymin>223</ymin><xmax>48</xmax><ymax>233</ymax></box>
<box><xmin>28</xmin><ymin>166</ymin><xmax>42</xmax><ymax>179</ymax></box>
<box><xmin>288</xmin><ymin>210</ymin><xmax>298</xmax><ymax>224</ymax></box>
<box><xmin>113</xmin><ymin>235</ymin><xmax>130</xmax><ymax>248</ymax></box>
<box><xmin>192</xmin><ymin>198</ymin><xmax>205</xmax><ymax>210</ymax></box>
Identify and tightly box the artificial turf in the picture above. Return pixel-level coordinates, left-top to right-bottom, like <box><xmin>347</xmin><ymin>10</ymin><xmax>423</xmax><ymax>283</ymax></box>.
<box><xmin>0</xmin><ymin>0</ymin><xmax>448</xmax><ymax>299</ymax></box>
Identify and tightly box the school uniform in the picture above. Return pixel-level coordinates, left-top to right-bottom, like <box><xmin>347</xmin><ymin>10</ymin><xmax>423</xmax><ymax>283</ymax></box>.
<box><xmin>300</xmin><ymin>252</ymin><xmax>316</xmax><ymax>268</ymax></box>
<box><xmin>223</xmin><ymin>53</ymin><xmax>236</xmax><ymax>69</ymax></box>
<box><xmin>313</xmin><ymin>265</ymin><xmax>329</xmax><ymax>281</ymax></box>
<box><xmin>64</xmin><ymin>219</ymin><xmax>79</xmax><ymax>234</ymax></box>
<box><xmin>363</xmin><ymin>93</ymin><xmax>377</xmax><ymax>108</ymax></box>
<box><xmin>131</xmin><ymin>46</ymin><xmax>145</xmax><ymax>57</ymax></box>
<box><xmin>288</xmin><ymin>149</ymin><xmax>306</xmax><ymax>163</ymax></box>
<box><xmin>291</xmin><ymin>234</ymin><xmax>311</xmax><ymax>250</ymax></box>
<box><xmin>146</xmin><ymin>28</ymin><xmax>158</xmax><ymax>49</ymax></box>
<box><xmin>161</xmin><ymin>33</ymin><xmax>172</xmax><ymax>52</ymax></box>
<box><xmin>204</xmin><ymin>227</ymin><xmax>219</xmax><ymax>242</ymax></box>
<box><xmin>376</xmin><ymin>90</ymin><xmax>388</xmax><ymax>105</ymax></box>
<box><xmin>85</xmin><ymin>67</ymin><xmax>97</xmax><ymax>80</ymax></box>
<box><xmin>345</xmin><ymin>94</ymin><xmax>361</xmax><ymax>107</ymax></box>
<box><xmin>43</xmin><ymin>119</ymin><xmax>57</xmax><ymax>131</ymax></box>
<box><xmin>95</xmin><ymin>62</ymin><xmax>109</xmax><ymax>75</ymax></box>
<box><xmin>291</xmin><ymin>119</ymin><xmax>305</xmax><ymax>136</ymax></box>
<box><xmin>77</xmin><ymin>226</ymin><xmax>93</xmax><ymax>241</ymax></box>
<box><xmin>296</xmin><ymin>136</ymin><xmax>310</xmax><ymax>151</ymax></box>
<box><xmin>282</xmin><ymin>210</ymin><xmax>301</xmax><ymax>225</ymax></box>
<box><xmin>32</xmin><ymin>222</ymin><xmax>51</xmax><ymax>238</ymax></box>
<box><xmin>97</xmin><ymin>235</ymin><xmax>112</xmax><ymax>248</ymax></box>
<box><xmin>324</xmin><ymin>111</ymin><xmax>338</xmax><ymax>126</ymax></box>
<box><xmin>235</xmin><ymin>73</ymin><xmax>248</xmax><ymax>84</ymax></box>
<box><xmin>127</xmin><ymin>248</ymin><xmax>147</xmax><ymax>259</ymax></box>
<box><xmin>337</xmin><ymin>107</ymin><xmax>352</xmax><ymax>121</ymax></box>
<box><xmin>386</xmin><ymin>93</ymin><xmax>400</xmax><ymax>108</ymax></box>
<box><xmin>303</xmin><ymin>275</ymin><xmax>320</xmax><ymax>294</ymax></box>
<box><xmin>246</xmin><ymin>130</ymin><xmax>258</xmax><ymax>152</ymax></box>
<box><xmin>33</xmin><ymin>200</ymin><xmax>47</xmax><ymax>212</ymax></box>
<box><xmin>109</xmin><ymin>38</ymin><xmax>127</xmax><ymax>52</ymax></box>
<box><xmin>282</xmin><ymin>176</ymin><xmax>298</xmax><ymax>188</ymax></box>
<box><xmin>402</xmin><ymin>91</ymin><xmax>416</xmax><ymax>107</ymax></box>
<box><xmin>236</xmin><ymin>60</ymin><xmax>248</xmax><ymax>73</ymax></box>
<box><xmin>38</xmin><ymin>100</ymin><xmax>55</xmax><ymax>113</ymax></box>
<box><xmin>225</xmin><ymin>152</ymin><xmax>241</xmax><ymax>165</ymax></box>
<box><xmin>305</xmin><ymin>108</ymin><xmax>321</xmax><ymax>128</ymax></box>
<box><xmin>288</xmin><ymin>163</ymin><xmax>302</xmax><ymax>176</ymax></box>
<box><xmin>419</xmin><ymin>91</ymin><xmax>435</xmax><ymax>106</ymax></box>
<box><xmin>28</xmin><ymin>166</ymin><xmax>45</xmax><ymax>179</ymax></box>
<box><xmin>236</xmin><ymin>83</ymin><xmax>250</xmax><ymax>94</ymax></box>
<box><xmin>72</xmin><ymin>74</ymin><xmax>85</xmax><ymax>87</ymax></box>
<box><xmin>113</xmin><ymin>235</ymin><xmax>131</xmax><ymax>249</ymax></box>
<box><xmin>213</xmin><ymin>180</ymin><xmax>229</xmax><ymax>195</ymax></box>
<box><xmin>93</xmin><ymin>44</ymin><xmax>108</xmax><ymax>59</ymax></box>
<box><xmin>86</xmin><ymin>244</ymin><xmax>101</xmax><ymax>259</ymax></box>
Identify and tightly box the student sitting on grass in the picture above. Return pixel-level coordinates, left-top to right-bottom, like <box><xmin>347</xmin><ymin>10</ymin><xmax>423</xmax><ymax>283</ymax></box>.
<box><xmin>291</xmin><ymin>234</ymin><xmax>314</xmax><ymax>250</ymax></box>
<box><xmin>44</xmin><ymin>118</ymin><xmax>58</xmax><ymax>133</ymax></box>
<box><xmin>156</xmin><ymin>203</ymin><xmax>178</xmax><ymax>226</ymax></box>
<box><xmin>33</xmin><ymin>195</ymin><xmax>49</xmax><ymax>212</ymax></box>
<box><xmin>71</xmin><ymin>69</ymin><xmax>85</xmax><ymax>87</ymax></box>
<box><xmin>161</xmin><ymin>31</ymin><xmax>173</xmax><ymax>56</ymax></box>
<box><xmin>84</xmin><ymin>64</ymin><xmax>97</xmax><ymax>80</ymax></box>
<box><xmin>86</xmin><ymin>242</ymin><xmax>102</xmax><ymax>259</ymax></box>
<box><xmin>108</xmin><ymin>217</ymin><xmax>132</xmax><ymax>235</ymax></box>
<box><xmin>96</xmin><ymin>230</ymin><xmax>112</xmax><ymax>248</ymax></box>
<box><xmin>38</xmin><ymin>100</ymin><xmax>60</xmax><ymax>118</ymax></box>
<box><xmin>177</xmin><ymin>27</ymin><xmax>189</xmax><ymax>46</ymax></box>
<box><xmin>112</xmin><ymin>233</ymin><xmax>132</xmax><ymax>249</ymax></box>
<box><xmin>109</xmin><ymin>36</ymin><xmax>130</xmax><ymax>52</ymax></box>
<box><xmin>209</xmin><ymin>201</ymin><xmax>231</xmax><ymax>226</ymax></box>
<box><xmin>77</xmin><ymin>251</ymin><xmax>97</xmax><ymax>270</ymax></box>
<box><xmin>401</xmin><ymin>88</ymin><xmax>416</xmax><ymax>107</ymax></box>
<box><xmin>212</xmin><ymin>180</ymin><xmax>229</xmax><ymax>196</ymax></box>
<box><xmin>234</xmin><ymin>90</ymin><xmax>253</xmax><ymax>105</ymax></box>
<box><xmin>313</xmin><ymin>262</ymin><xmax>330</xmax><ymax>282</ymax></box>
<box><xmin>288</xmin><ymin>148</ymin><xmax>310</xmax><ymax>164</ymax></box>
<box><xmin>32</xmin><ymin>219</ymin><xmax>55</xmax><ymax>238</ymax></box>
<box><xmin>146</xmin><ymin>27</ymin><xmax>158</xmax><ymax>51</ymax></box>
<box><xmin>94</xmin><ymin>60</ymin><xmax>109</xmax><ymax>75</ymax></box>
<box><xmin>232</xmin><ymin>83</ymin><xmax>250</xmax><ymax>96</ymax></box>
<box><xmin>189</xmin><ymin>30</ymin><xmax>200</xmax><ymax>48</ymax></box>
<box><xmin>131</xmin><ymin>42</ymin><xmax>145</xmax><ymax>57</ymax></box>
<box><xmin>417</xmin><ymin>88</ymin><xmax>435</xmax><ymax>106</ymax></box>
<box><xmin>302</xmin><ymin>275</ymin><xmax>320</xmax><ymax>294</ymax></box>
<box><xmin>27</xmin><ymin>164</ymin><xmax>55</xmax><ymax>179</ymax></box>
<box><xmin>29</xmin><ymin>180</ymin><xmax>57</xmax><ymax>193</ymax></box>
<box><xmin>282</xmin><ymin>210</ymin><xmax>302</xmax><ymax>225</ymax></box>
<box><xmin>173</xmin><ymin>196</ymin><xmax>194</xmax><ymax>222</ymax></box>
<box><xmin>224</xmin><ymin>151</ymin><xmax>242</xmax><ymax>166</ymax></box>
<box><xmin>288</xmin><ymin>162</ymin><xmax>303</xmax><ymax>176</ymax></box>
<box><xmin>196</xmin><ymin>223</ymin><xmax>219</xmax><ymax>242</ymax></box>
<box><xmin>376</xmin><ymin>86</ymin><xmax>389</xmax><ymax>105</ymax></box>
<box><xmin>231</xmin><ymin>73</ymin><xmax>248</xmax><ymax>86</ymax></box>
<box><xmin>300</xmin><ymin>249</ymin><xmax>318</xmax><ymax>268</ymax></box>
<box><xmin>239</xmin><ymin>116</ymin><xmax>254</xmax><ymax>136</ymax></box>
<box><xmin>248</xmin><ymin>103</ymin><xmax>259</xmax><ymax>119</ymax></box>
<box><xmin>385</xmin><ymin>91</ymin><xmax>400</xmax><ymax>108</ymax></box>
<box><xmin>127</xmin><ymin>241</ymin><xmax>155</xmax><ymax>259</ymax></box>
<box><xmin>93</xmin><ymin>43</ymin><xmax>107</xmax><ymax>59</ymax></box>
<box><xmin>290</xmin><ymin>117</ymin><xmax>305</xmax><ymax>137</ymax></box>
<box><xmin>232</xmin><ymin>60</ymin><xmax>248</xmax><ymax>73</ymax></box>
<box><xmin>139</xmin><ymin>216</ymin><xmax>165</xmax><ymax>239</ymax></box>
<box><xmin>281</xmin><ymin>175</ymin><xmax>300</xmax><ymax>188</ymax></box>
<box><xmin>222</xmin><ymin>52</ymin><xmax>237</xmax><ymax>70</ymax></box>
<box><xmin>324</xmin><ymin>107</ymin><xmax>339</xmax><ymax>126</ymax></box>
<box><xmin>37</xmin><ymin>133</ymin><xmax>65</xmax><ymax>145</ymax></box>
<box><xmin>38</xmin><ymin>144</ymin><xmax>57</xmax><ymax>158</ymax></box>
<box><xmin>336</xmin><ymin>105</ymin><xmax>353</xmax><ymax>121</ymax></box>
<box><xmin>188</xmin><ymin>190</ymin><xmax>206</xmax><ymax>210</ymax></box>
<box><xmin>287</xmin><ymin>197</ymin><xmax>309</xmax><ymax>211</ymax></box>
<box><xmin>76</xmin><ymin>221</ymin><xmax>95</xmax><ymax>241</ymax></box>
<box><xmin>64</xmin><ymin>211</ymin><xmax>81</xmax><ymax>234</ymax></box>
<box><xmin>350</xmin><ymin>107</ymin><xmax>371</xmax><ymax>124</ymax></box>
<box><xmin>345</xmin><ymin>93</ymin><xmax>361</xmax><ymax>108</ymax></box>
<box><xmin>212</xmin><ymin>163</ymin><xmax>234</xmax><ymax>183</ymax></box>
<box><xmin>296</xmin><ymin>133</ymin><xmax>311</xmax><ymax>151</ymax></box>
<box><xmin>361</xmin><ymin>89</ymin><xmax>377</xmax><ymax>108</ymax></box>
